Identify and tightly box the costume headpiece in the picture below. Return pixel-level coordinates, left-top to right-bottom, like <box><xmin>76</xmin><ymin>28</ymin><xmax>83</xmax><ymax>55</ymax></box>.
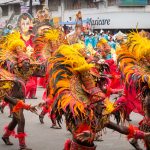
<box><xmin>43</xmin><ymin>29</ymin><xmax>60</xmax><ymax>42</ymax></box>
<box><xmin>55</xmin><ymin>44</ymin><xmax>94</xmax><ymax>72</ymax></box>
<box><xmin>0</xmin><ymin>31</ymin><xmax>28</xmax><ymax>65</ymax></box>
<box><xmin>97</xmin><ymin>38</ymin><xmax>107</xmax><ymax>47</ymax></box>
<box><xmin>0</xmin><ymin>31</ymin><xmax>25</xmax><ymax>52</ymax></box>
<box><xmin>127</xmin><ymin>31</ymin><xmax>150</xmax><ymax>60</ymax></box>
<box><xmin>117</xmin><ymin>31</ymin><xmax>150</xmax><ymax>89</ymax></box>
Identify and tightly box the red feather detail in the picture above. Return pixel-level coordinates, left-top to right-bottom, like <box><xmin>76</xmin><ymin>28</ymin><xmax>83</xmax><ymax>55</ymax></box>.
<box><xmin>15</xmin><ymin>133</ymin><xmax>27</xmax><ymax>138</ymax></box>
<box><xmin>64</xmin><ymin>139</ymin><xmax>71</xmax><ymax>150</ymax></box>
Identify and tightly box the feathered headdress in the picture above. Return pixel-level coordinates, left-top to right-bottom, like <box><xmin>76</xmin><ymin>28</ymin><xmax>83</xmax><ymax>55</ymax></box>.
<box><xmin>0</xmin><ymin>31</ymin><xmax>25</xmax><ymax>52</ymax></box>
<box><xmin>97</xmin><ymin>38</ymin><xmax>107</xmax><ymax>48</ymax></box>
<box><xmin>54</xmin><ymin>44</ymin><xmax>94</xmax><ymax>72</ymax></box>
<box><xmin>0</xmin><ymin>31</ymin><xmax>27</xmax><ymax>66</ymax></box>
<box><xmin>117</xmin><ymin>31</ymin><xmax>150</xmax><ymax>89</ymax></box>
<box><xmin>127</xmin><ymin>31</ymin><xmax>150</xmax><ymax>60</ymax></box>
<box><xmin>43</xmin><ymin>29</ymin><xmax>60</xmax><ymax>42</ymax></box>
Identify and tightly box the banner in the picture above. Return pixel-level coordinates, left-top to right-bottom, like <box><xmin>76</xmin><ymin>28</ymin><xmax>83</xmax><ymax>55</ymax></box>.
<box><xmin>85</xmin><ymin>12</ymin><xmax>150</xmax><ymax>29</ymax></box>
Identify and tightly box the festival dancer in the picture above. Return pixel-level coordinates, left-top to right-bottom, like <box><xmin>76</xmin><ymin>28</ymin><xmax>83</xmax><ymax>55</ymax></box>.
<box><xmin>33</xmin><ymin>8</ymin><xmax>52</xmax><ymax>88</ymax></box>
<box><xmin>0</xmin><ymin>31</ymin><xmax>45</xmax><ymax>150</ymax></box>
<box><xmin>17</xmin><ymin>13</ymin><xmax>38</xmax><ymax>99</ymax></box>
<box><xmin>117</xmin><ymin>31</ymin><xmax>150</xmax><ymax>150</ymax></box>
<box><xmin>33</xmin><ymin>28</ymin><xmax>65</xmax><ymax>128</ymax></box>
<box><xmin>46</xmin><ymin>42</ymin><xmax>150</xmax><ymax>150</ymax></box>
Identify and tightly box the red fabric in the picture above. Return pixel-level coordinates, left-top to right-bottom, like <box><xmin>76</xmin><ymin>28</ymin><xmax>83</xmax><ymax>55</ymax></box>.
<box><xmin>64</xmin><ymin>139</ymin><xmax>71</xmax><ymax>150</ymax></box>
<box><xmin>75</xmin><ymin>123</ymin><xmax>91</xmax><ymax>135</ymax></box>
<box><xmin>21</xmin><ymin>34</ymin><xmax>34</xmax><ymax>48</ymax></box>
<box><xmin>127</xmin><ymin>125</ymin><xmax>145</xmax><ymax>140</ymax></box>
<box><xmin>70</xmin><ymin>141</ymin><xmax>96</xmax><ymax>150</ymax></box>
<box><xmin>12</xmin><ymin>100</ymin><xmax>30</xmax><ymax>112</ymax></box>
<box><xmin>106</xmin><ymin>59</ymin><xmax>144</xmax><ymax>116</ymax></box>
<box><xmin>38</xmin><ymin>77</ymin><xmax>47</xmax><ymax>88</ymax></box>
<box><xmin>42</xmin><ymin>105</ymin><xmax>50</xmax><ymax>114</ymax></box>
<box><xmin>26</xmin><ymin>77</ymin><xmax>37</xmax><ymax>98</ymax></box>
<box><xmin>117</xmin><ymin>85</ymin><xmax>144</xmax><ymax>116</ymax></box>
<box><xmin>50</xmin><ymin>113</ymin><xmax>56</xmax><ymax>120</ymax></box>
<box><xmin>127</xmin><ymin>125</ymin><xmax>138</xmax><ymax>140</ymax></box>
<box><xmin>3</xmin><ymin>126</ymin><xmax>15</xmax><ymax>137</ymax></box>
<box><xmin>1</xmin><ymin>101</ymin><xmax>8</xmax><ymax>107</ymax></box>
<box><xmin>16</xmin><ymin>132</ymin><xmax>27</xmax><ymax>147</ymax></box>
<box><xmin>15</xmin><ymin>132</ymin><xmax>27</xmax><ymax>138</ymax></box>
<box><xmin>105</xmin><ymin>59</ymin><xmax>123</xmax><ymax>89</ymax></box>
<box><xmin>42</xmin><ymin>90</ymin><xmax>47</xmax><ymax>101</ymax></box>
<box><xmin>116</xmin><ymin>93</ymin><xmax>144</xmax><ymax>116</ymax></box>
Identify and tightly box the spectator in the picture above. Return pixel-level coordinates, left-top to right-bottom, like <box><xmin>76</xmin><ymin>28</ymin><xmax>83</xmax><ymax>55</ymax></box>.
<box><xmin>92</xmin><ymin>31</ymin><xmax>99</xmax><ymax>48</ymax></box>
<box><xmin>3</xmin><ymin>24</ymin><xmax>13</xmax><ymax>36</ymax></box>
<box><xmin>76</xmin><ymin>11</ymin><xmax>82</xmax><ymax>26</ymax></box>
<box><xmin>108</xmin><ymin>36</ymin><xmax>116</xmax><ymax>50</ymax></box>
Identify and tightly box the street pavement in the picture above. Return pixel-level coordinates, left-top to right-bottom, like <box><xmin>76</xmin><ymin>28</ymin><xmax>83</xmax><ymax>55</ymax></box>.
<box><xmin>0</xmin><ymin>87</ymin><xmax>146</xmax><ymax>150</ymax></box>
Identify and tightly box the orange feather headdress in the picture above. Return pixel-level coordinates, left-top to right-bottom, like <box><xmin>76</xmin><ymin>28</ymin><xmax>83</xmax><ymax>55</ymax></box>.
<box><xmin>0</xmin><ymin>31</ymin><xmax>28</xmax><ymax>65</ymax></box>
<box><xmin>117</xmin><ymin>31</ymin><xmax>150</xmax><ymax>89</ymax></box>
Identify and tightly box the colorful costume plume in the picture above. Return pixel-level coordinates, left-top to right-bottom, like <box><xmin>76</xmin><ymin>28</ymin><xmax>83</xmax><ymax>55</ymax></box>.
<box><xmin>47</xmin><ymin>43</ymin><xmax>116</xmax><ymax>136</ymax></box>
<box><xmin>0</xmin><ymin>31</ymin><xmax>27</xmax><ymax>65</ymax></box>
<box><xmin>117</xmin><ymin>31</ymin><xmax>150</xmax><ymax>89</ymax></box>
<box><xmin>33</xmin><ymin>28</ymin><xmax>67</xmax><ymax>61</ymax></box>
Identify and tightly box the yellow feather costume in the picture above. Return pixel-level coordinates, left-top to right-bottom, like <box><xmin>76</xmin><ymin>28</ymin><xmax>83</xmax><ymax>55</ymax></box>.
<box><xmin>47</xmin><ymin>42</ymin><xmax>116</xmax><ymax>136</ymax></box>
<box><xmin>117</xmin><ymin>31</ymin><xmax>150</xmax><ymax>88</ymax></box>
<box><xmin>0</xmin><ymin>31</ymin><xmax>26</xmax><ymax>65</ymax></box>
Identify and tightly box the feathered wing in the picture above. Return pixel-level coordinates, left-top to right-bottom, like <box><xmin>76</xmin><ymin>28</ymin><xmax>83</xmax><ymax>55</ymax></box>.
<box><xmin>33</xmin><ymin>36</ymin><xmax>49</xmax><ymax>61</ymax></box>
<box><xmin>47</xmin><ymin>44</ymin><xmax>95</xmax><ymax>125</ymax></box>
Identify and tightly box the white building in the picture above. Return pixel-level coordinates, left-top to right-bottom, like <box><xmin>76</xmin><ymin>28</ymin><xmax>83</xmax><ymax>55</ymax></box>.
<box><xmin>0</xmin><ymin>0</ymin><xmax>150</xmax><ymax>30</ymax></box>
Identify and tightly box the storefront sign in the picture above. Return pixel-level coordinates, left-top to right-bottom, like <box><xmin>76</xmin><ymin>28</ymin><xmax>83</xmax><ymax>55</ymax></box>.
<box><xmin>84</xmin><ymin>12</ymin><xmax>150</xmax><ymax>29</ymax></box>
<box><xmin>89</xmin><ymin>18</ymin><xmax>110</xmax><ymax>26</ymax></box>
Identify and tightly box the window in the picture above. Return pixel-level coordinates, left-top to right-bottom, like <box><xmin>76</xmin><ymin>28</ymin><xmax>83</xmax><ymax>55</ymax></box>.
<box><xmin>14</xmin><ymin>4</ymin><xmax>21</xmax><ymax>15</ymax></box>
<box><xmin>108</xmin><ymin>0</ymin><xmax>117</xmax><ymax>6</ymax></box>
<box><xmin>1</xmin><ymin>5</ymin><xmax>8</xmax><ymax>16</ymax></box>
<box><xmin>48</xmin><ymin>0</ymin><xmax>59</xmax><ymax>11</ymax></box>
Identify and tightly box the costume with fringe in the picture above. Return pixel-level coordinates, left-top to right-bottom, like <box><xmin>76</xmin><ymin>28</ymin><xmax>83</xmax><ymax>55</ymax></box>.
<box><xmin>117</xmin><ymin>31</ymin><xmax>150</xmax><ymax>148</ymax></box>
<box><xmin>33</xmin><ymin>28</ymin><xmax>68</xmax><ymax>127</ymax></box>
<box><xmin>0</xmin><ymin>31</ymin><xmax>44</xmax><ymax>149</ymax></box>
<box><xmin>47</xmin><ymin>43</ymin><xmax>122</xmax><ymax>149</ymax></box>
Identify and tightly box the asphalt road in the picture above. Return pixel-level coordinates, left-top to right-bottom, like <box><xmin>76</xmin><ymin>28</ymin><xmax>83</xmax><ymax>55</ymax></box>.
<box><xmin>0</xmin><ymin>87</ymin><xmax>145</xmax><ymax>150</ymax></box>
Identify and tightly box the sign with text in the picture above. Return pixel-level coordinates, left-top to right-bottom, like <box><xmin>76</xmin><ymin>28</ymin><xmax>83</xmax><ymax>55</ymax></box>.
<box><xmin>84</xmin><ymin>12</ymin><xmax>150</xmax><ymax>29</ymax></box>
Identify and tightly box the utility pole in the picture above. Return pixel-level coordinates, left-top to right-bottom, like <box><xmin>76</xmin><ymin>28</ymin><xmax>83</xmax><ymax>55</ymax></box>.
<box><xmin>28</xmin><ymin>0</ymin><xmax>33</xmax><ymax>15</ymax></box>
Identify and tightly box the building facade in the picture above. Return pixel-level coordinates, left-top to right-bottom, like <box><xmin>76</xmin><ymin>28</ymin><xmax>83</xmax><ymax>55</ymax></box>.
<box><xmin>0</xmin><ymin>0</ymin><xmax>150</xmax><ymax>30</ymax></box>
